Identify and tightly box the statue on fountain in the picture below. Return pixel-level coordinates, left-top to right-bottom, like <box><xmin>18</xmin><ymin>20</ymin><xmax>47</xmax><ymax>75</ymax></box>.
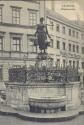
<box><xmin>35</xmin><ymin>17</ymin><xmax>52</xmax><ymax>53</ymax></box>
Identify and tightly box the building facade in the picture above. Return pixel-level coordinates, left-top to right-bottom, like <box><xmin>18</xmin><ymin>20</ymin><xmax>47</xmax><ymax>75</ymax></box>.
<box><xmin>0</xmin><ymin>0</ymin><xmax>45</xmax><ymax>85</ymax></box>
<box><xmin>46</xmin><ymin>9</ymin><xmax>84</xmax><ymax>87</ymax></box>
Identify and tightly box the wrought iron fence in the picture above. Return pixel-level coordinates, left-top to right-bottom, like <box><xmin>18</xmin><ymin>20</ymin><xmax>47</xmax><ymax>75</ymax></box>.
<box><xmin>8</xmin><ymin>66</ymin><xmax>80</xmax><ymax>83</ymax></box>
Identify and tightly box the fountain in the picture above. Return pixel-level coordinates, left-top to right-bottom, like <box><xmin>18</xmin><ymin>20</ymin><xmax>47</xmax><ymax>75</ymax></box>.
<box><xmin>4</xmin><ymin>17</ymin><xmax>81</xmax><ymax>121</ymax></box>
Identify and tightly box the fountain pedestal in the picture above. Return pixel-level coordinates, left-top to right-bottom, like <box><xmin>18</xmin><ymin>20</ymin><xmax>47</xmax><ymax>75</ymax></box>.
<box><xmin>36</xmin><ymin>52</ymin><xmax>53</xmax><ymax>68</ymax></box>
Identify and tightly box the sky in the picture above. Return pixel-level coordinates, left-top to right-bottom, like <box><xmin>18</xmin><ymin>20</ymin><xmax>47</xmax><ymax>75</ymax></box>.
<box><xmin>45</xmin><ymin>0</ymin><xmax>84</xmax><ymax>21</ymax></box>
<box><xmin>78</xmin><ymin>0</ymin><xmax>84</xmax><ymax>10</ymax></box>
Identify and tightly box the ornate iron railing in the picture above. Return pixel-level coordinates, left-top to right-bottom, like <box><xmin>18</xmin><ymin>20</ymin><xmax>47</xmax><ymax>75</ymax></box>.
<box><xmin>8</xmin><ymin>66</ymin><xmax>80</xmax><ymax>83</ymax></box>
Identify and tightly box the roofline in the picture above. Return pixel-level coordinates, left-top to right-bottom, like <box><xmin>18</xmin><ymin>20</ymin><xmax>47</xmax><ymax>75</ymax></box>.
<box><xmin>46</xmin><ymin>8</ymin><xmax>84</xmax><ymax>32</ymax></box>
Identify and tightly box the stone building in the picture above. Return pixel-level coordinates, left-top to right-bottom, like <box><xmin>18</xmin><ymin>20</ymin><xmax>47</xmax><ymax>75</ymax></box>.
<box><xmin>0</xmin><ymin>0</ymin><xmax>45</xmax><ymax>86</ymax></box>
<box><xmin>46</xmin><ymin>9</ymin><xmax>84</xmax><ymax>87</ymax></box>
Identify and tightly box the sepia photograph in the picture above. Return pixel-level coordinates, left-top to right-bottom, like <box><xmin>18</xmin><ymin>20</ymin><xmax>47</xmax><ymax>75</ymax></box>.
<box><xmin>0</xmin><ymin>0</ymin><xmax>84</xmax><ymax>124</ymax></box>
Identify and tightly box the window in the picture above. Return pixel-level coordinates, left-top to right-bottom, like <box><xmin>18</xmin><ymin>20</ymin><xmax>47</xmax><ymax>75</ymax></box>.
<box><xmin>69</xmin><ymin>60</ymin><xmax>72</xmax><ymax>67</ymax></box>
<box><xmin>73</xmin><ymin>61</ymin><xmax>75</xmax><ymax>68</ymax></box>
<box><xmin>57</xmin><ymin>59</ymin><xmax>60</xmax><ymax>68</ymax></box>
<box><xmin>76</xmin><ymin>45</ymin><xmax>79</xmax><ymax>53</ymax></box>
<box><xmin>0</xmin><ymin>37</ymin><xmax>3</xmax><ymax>50</ymax></box>
<box><xmin>72</xmin><ymin>30</ymin><xmax>75</xmax><ymax>37</ymax></box>
<box><xmin>29</xmin><ymin>10</ymin><xmax>37</xmax><ymax>26</ymax></box>
<box><xmin>76</xmin><ymin>32</ymin><xmax>79</xmax><ymax>38</ymax></box>
<box><xmin>62</xmin><ymin>42</ymin><xmax>66</xmax><ymax>50</ymax></box>
<box><xmin>62</xmin><ymin>26</ymin><xmax>65</xmax><ymax>34</ymax></box>
<box><xmin>50</xmin><ymin>20</ymin><xmax>54</xmax><ymax>30</ymax></box>
<box><xmin>56</xmin><ymin>24</ymin><xmax>60</xmax><ymax>32</ymax></box>
<box><xmin>11</xmin><ymin>37</ymin><xmax>21</xmax><ymax>52</ymax></box>
<box><xmin>77</xmin><ymin>61</ymin><xmax>79</xmax><ymax>69</ymax></box>
<box><xmin>69</xmin><ymin>29</ymin><xmax>71</xmax><ymax>36</ymax></box>
<box><xmin>0</xmin><ymin>7</ymin><xmax>2</xmax><ymax>22</ymax></box>
<box><xmin>57</xmin><ymin>40</ymin><xmax>60</xmax><ymax>49</ymax></box>
<box><xmin>12</xmin><ymin>7</ymin><xmax>21</xmax><ymax>24</ymax></box>
<box><xmin>82</xmin><ymin>62</ymin><xmax>84</xmax><ymax>69</ymax></box>
<box><xmin>50</xmin><ymin>38</ymin><xmax>53</xmax><ymax>48</ymax></box>
<box><xmin>73</xmin><ymin>45</ymin><xmax>75</xmax><ymax>52</ymax></box>
<box><xmin>82</xmin><ymin>47</ymin><xmax>84</xmax><ymax>54</ymax></box>
<box><xmin>63</xmin><ymin>59</ymin><xmax>66</xmax><ymax>68</ymax></box>
<box><xmin>69</xmin><ymin>43</ymin><xmax>71</xmax><ymax>51</ymax></box>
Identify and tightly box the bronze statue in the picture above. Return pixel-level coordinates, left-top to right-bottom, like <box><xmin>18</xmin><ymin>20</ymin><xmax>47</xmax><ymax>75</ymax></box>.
<box><xmin>35</xmin><ymin>17</ymin><xmax>52</xmax><ymax>53</ymax></box>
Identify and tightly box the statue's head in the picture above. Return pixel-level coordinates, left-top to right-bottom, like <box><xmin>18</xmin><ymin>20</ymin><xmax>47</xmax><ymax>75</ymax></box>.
<box><xmin>40</xmin><ymin>17</ymin><xmax>44</xmax><ymax>23</ymax></box>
